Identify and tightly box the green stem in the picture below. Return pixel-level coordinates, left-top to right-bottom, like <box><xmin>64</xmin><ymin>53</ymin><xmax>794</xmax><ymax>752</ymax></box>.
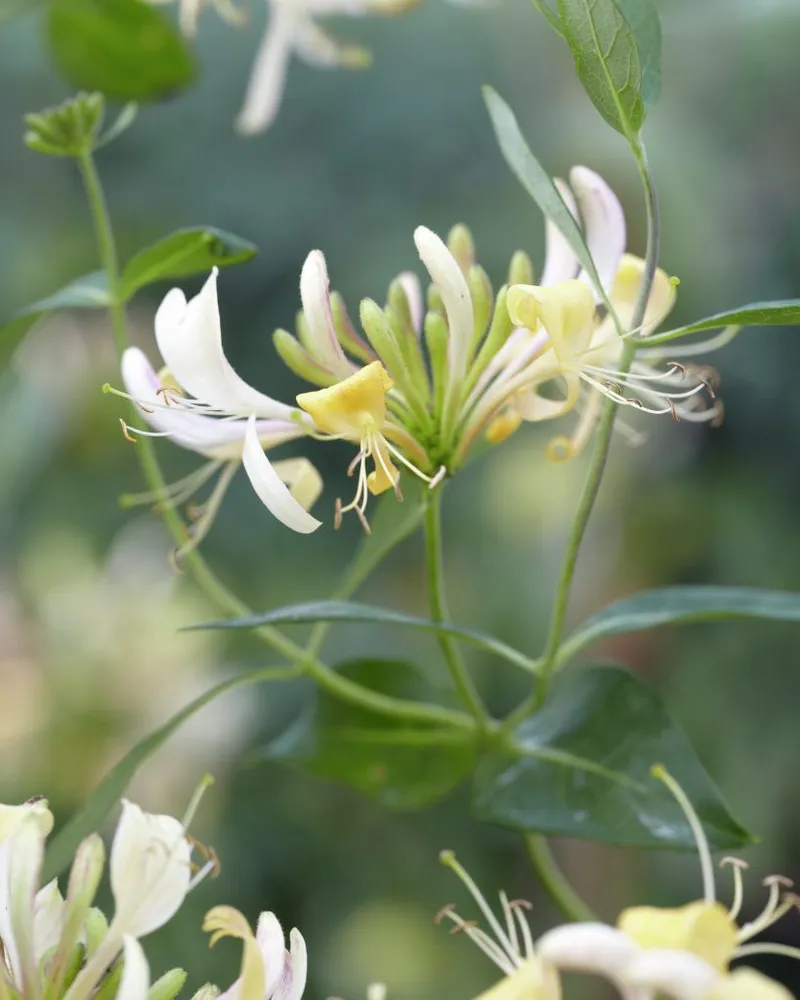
<box><xmin>524</xmin><ymin>835</ymin><xmax>596</xmax><ymax>922</ymax></box>
<box><xmin>76</xmin><ymin>150</ymin><xmax>471</xmax><ymax>732</ymax></box>
<box><xmin>424</xmin><ymin>487</ymin><xmax>489</xmax><ymax>728</ymax></box>
<box><xmin>505</xmin><ymin>143</ymin><xmax>661</xmax><ymax>729</ymax></box>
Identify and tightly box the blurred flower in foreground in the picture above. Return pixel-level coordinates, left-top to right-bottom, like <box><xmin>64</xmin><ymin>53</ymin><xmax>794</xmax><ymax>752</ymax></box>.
<box><xmin>143</xmin><ymin>0</ymin><xmax>482</xmax><ymax>134</ymax></box>
<box><xmin>438</xmin><ymin>768</ymin><xmax>798</xmax><ymax>1000</ymax></box>
<box><xmin>114</xmin><ymin>167</ymin><xmax>734</xmax><ymax>537</ymax></box>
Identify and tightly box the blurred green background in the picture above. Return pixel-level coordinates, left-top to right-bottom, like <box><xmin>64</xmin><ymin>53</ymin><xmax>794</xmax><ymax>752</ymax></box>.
<box><xmin>1</xmin><ymin>0</ymin><xmax>800</xmax><ymax>997</ymax></box>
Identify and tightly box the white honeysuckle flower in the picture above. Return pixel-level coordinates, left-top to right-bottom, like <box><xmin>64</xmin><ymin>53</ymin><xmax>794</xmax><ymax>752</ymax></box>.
<box><xmin>116</xmin><ymin>937</ymin><xmax>152</xmax><ymax>1000</ymax></box>
<box><xmin>205</xmin><ymin>907</ymin><xmax>307</xmax><ymax>1000</ymax></box>
<box><xmin>441</xmin><ymin>770</ymin><xmax>800</xmax><ymax>1000</ymax></box>
<box><xmin>0</xmin><ymin>800</ymin><xmax>54</xmax><ymax>845</ymax></box>
<box><xmin>109</xmin><ymin>799</ymin><xmax>193</xmax><ymax>939</ymax></box>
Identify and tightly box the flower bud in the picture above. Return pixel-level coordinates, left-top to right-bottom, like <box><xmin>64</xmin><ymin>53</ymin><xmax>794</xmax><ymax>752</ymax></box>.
<box><xmin>84</xmin><ymin>907</ymin><xmax>109</xmax><ymax>957</ymax></box>
<box><xmin>447</xmin><ymin>224</ymin><xmax>475</xmax><ymax>273</ymax></box>
<box><xmin>424</xmin><ymin>311</ymin><xmax>449</xmax><ymax>417</ymax></box>
<box><xmin>467</xmin><ymin>265</ymin><xmax>494</xmax><ymax>356</ymax></box>
<box><xmin>273</xmin><ymin>329</ymin><xmax>335</xmax><ymax>388</ymax></box>
<box><xmin>330</xmin><ymin>292</ymin><xmax>374</xmax><ymax>365</ymax></box>
<box><xmin>24</xmin><ymin>93</ymin><xmax>104</xmax><ymax>157</ymax></box>
<box><xmin>508</xmin><ymin>250</ymin><xmax>535</xmax><ymax>286</ymax></box>
<box><xmin>148</xmin><ymin>968</ymin><xmax>188</xmax><ymax>1000</ymax></box>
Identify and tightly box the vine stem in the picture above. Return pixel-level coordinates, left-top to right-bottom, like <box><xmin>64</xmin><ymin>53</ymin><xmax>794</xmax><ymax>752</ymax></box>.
<box><xmin>424</xmin><ymin>487</ymin><xmax>489</xmax><ymax>730</ymax></box>
<box><xmin>75</xmin><ymin>149</ymin><xmax>474</xmax><ymax>734</ymax></box>
<box><xmin>524</xmin><ymin>835</ymin><xmax>596</xmax><ymax>922</ymax></box>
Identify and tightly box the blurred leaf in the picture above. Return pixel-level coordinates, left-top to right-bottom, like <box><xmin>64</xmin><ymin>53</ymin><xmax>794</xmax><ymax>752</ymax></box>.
<box><xmin>47</xmin><ymin>0</ymin><xmax>196</xmax><ymax>103</ymax></box>
<box><xmin>0</xmin><ymin>271</ymin><xmax>109</xmax><ymax>352</ymax></box>
<box><xmin>531</xmin><ymin>0</ymin><xmax>563</xmax><ymax>34</ymax></box>
<box><xmin>264</xmin><ymin>659</ymin><xmax>477</xmax><ymax>809</ymax></box>
<box><xmin>43</xmin><ymin>666</ymin><xmax>294</xmax><ymax>880</ymax></box>
<box><xmin>189</xmin><ymin>600</ymin><xmax>537</xmax><ymax>674</ymax></box>
<box><xmin>120</xmin><ymin>228</ymin><xmax>257</xmax><ymax>301</ymax></box>
<box><xmin>336</xmin><ymin>478</ymin><xmax>427</xmax><ymax>597</ymax></box>
<box><xmin>563</xmin><ymin>586</ymin><xmax>800</xmax><ymax>661</ymax></box>
<box><xmin>472</xmin><ymin>664</ymin><xmax>753</xmax><ymax>849</ymax></box>
<box><xmin>647</xmin><ymin>300</ymin><xmax>800</xmax><ymax>344</ymax></box>
<box><xmin>0</xmin><ymin>0</ymin><xmax>45</xmax><ymax>22</ymax></box>
<box><xmin>557</xmin><ymin>0</ymin><xmax>646</xmax><ymax>140</ymax></box>
<box><xmin>483</xmin><ymin>88</ymin><xmax>606</xmax><ymax>301</ymax></box>
<box><xmin>96</xmin><ymin>102</ymin><xmax>139</xmax><ymax>149</ymax></box>
<box><xmin>614</xmin><ymin>0</ymin><xmax>661</xmax><ymax>109</ymax></box>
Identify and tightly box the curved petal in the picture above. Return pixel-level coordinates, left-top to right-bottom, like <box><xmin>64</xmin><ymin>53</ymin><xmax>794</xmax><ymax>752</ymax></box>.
<box><xmin>299</xmin><ymin>251</ymin><xmax>354</xmax><ymax>379</ymax></box>
<box><xmin>236</xmin><ymin>4</ymin><xmax>296</xmax><ymax>135</ymax></box>
<box><xmin>2</xmin><ymin>816</ymin><xmax>47</xmax><ymax>994</ymax></box>
<box><xmin>611</xmin><ymin>254</ymin><xmax>676</xmax><ymax>334</ymax></box>
<box><xmin>154</xmin><ymin>271</ymin><xmax>295</xmax><ymax>420</ymax></box>
<box><xmin>538</xmin><ymin>923</ymin><xmax>639</xmax><ymax>978</ymax></box>
<box><xmin>414</xmin><ymin>226</ymin><xmax>473</xmax><ymax>403</ymax></box>
<box><xmin>117</xmin><ymin>937</ymin><xmax>151</xmax><ymax>1000</ymax></box>
<box><xmin>242</xmin><ymin>416</ymin><xmax>322</xmax><ymax>533</ymax></box>
<box><xmin>292</xmin><ymin>17</ymin><xmax>370</xmax><ymax>68</ymax></box>
<box><xmin>272</xmin><ymin>928</ymin><xmax>307</xmax><ymax>1000</ymax></box>
<box><xmin>570</xmin><ymin>166</ymin><xmax>626</xmax><ymax>302</ymax></box>
<box><xmin>708</xmin><ymin>969</ymin><xmax>794</xmax><ymax>1000</ymax></box>
<box><xmin>507</xmin><ymin>281</ymin><xmax>595</xmax><ymax>364</ymax></box>
<box><xmin>396</xmin><ymin>271</ymin><xmax>423</xmax><ymax>335</ymax></box>
<box><xmin>473</xmin><ymin>958</ymin><xmax>561</xmax><ymax>1000</ymax></box>
<box><xmin>626</xmin><ymin>949</ymin><xmax>720</xmax><ymax>1000</ymax></box>
<box><xmin>272</xmin><ymin>458</ymin><xmax>324</xmax><ymax>512</ymax></box>
<box><xmin>540</xmin><ymin>178</ymin><xmax>580</xmax><ymax>287</ymax></box>
<box><xmin>254</xmin><ymin>912</ymin><xmax>287</xmax><ymax>996</ymax></box>
<box><xmin>121</xmin><ymin>348</ymin><xmax>305</xmax><ymax>460</ymax></box>
<box><xmin>0</xmin><ymin>801</ymin><xmax>53</xmax><ymax>845</ymax></box>
<box><xmin>110</xmin><ymin>801</ymin><xmax>192</xmax><ymax>939</ymax></box>
<box><xmin>33</xmin><ymin>880</ymin><xmax>65</xmax><ymax>963</ymax></box>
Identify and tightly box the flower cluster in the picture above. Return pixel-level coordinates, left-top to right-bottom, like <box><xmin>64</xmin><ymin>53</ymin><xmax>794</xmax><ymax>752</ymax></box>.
<box><xmin>145</xmin><ymin>0</ymin><xmax>474</xmax><ymax>135</ymax></box>
<box><xmin>437</xmin><ymin>770</ymin><xmax>798</xmax><ymax>1000</ymax></box>
<box><xmin>116</xmin><ymin>167</ymin><xmax>730</xmax><ymax>547</ymax></box>
<box><xmin>0</xmin><ymin>794</ymin><xmax>306</xmax><ymax>1000</ymax></box>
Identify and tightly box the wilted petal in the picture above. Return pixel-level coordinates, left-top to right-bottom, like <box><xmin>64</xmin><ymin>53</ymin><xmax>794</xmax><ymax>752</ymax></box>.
<box><xmin>121</xmin><ymin>347</ymin><xmax>305</xmax><ymax>461</ymax></box>
<box><xmin>626</xmin><ymin>949</ymin><xmax>720</xmax><ymax>1000</ymax></box>
<box><xmin>236</xmin><ymin>4</ymin><xmax>296</xmax><ymax>134</ymax></box>
<box><xmin>610</xmin><ymin>254</ymin><xmax>676</xmax><ymax>334</ymax></box>
<box><xmin>117</xmin><ymin>937</ymin><xmax>151</xmax><ymax>1000</ymax></box>
<box><xmin>110</xmin><ymin>800</ymin><xmax>192</xmax><ymax>939</ymax></box>
<box><xmin>540</xmin><ymin>178</ymin><xmax>580</xmax><ymax>287</ymax></box>
<box><xmin>299</xmin><ymin>251</ymin><xmax>354</xmax><ymax>379</ymax></box>
<box><xmin>414</xmin><ymin>226</ymin><xmax>473</xmax><ymax>402</ymax></box>
<box><xmin>242</xmin><ymin>416</ymin><xmax>322</xmax><ymax>533</ymax></box>
<box><xmin>570</xmin><ymin>166</ymin><xmax>626</xmax><ymax>302</ymax></box>
<box><xmin>538</xmin><ymin>923</ymin><xmax>639</xmax><ymax>979</ymax></box>
<box><xmin>154</xmin><ymin>271</ymin><xmax>295</xmax><ymax>420</ymax></box>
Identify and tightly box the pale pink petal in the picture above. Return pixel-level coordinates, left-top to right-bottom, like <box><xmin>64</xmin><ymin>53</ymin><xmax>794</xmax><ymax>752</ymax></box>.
<box><xmin>236</xmin><ymin>4</ymin><xmax>296</xmax><ymax>135</ymax></box>
<box><xmin>540</xmin><ymin>178</ymin><xmax>580</xmax><ymax>286</ymax></box>
<box><xmin>539</xmin><ymin>923</ymin><xmax>639</xmax><ymax>978</ymax></box>
<box><xmin>626</xmin><ymin>949</ymin><xmax>720</xmax><ymax>1000</ymax></box>
<box><xmin>271</xmin><ymin>928</ymin><xmax>307</xmax><ymax>1000</ymax></box>
<box><xmin>299</xmin><ymin>251</ymin><xmax>354</xmax><ymax>379</ymax></box>
<box><xmin>570</xmin><ymin>166</ymin><xmax>626</xmax><ymax>302</ymax></box>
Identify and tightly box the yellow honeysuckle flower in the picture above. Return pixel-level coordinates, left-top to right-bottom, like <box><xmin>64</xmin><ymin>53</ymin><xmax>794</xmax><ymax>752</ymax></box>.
<box><xmin>707</xmin><ymin>968</ymin><xmax>795</xmax><ymax>1000</ymax></box>
<box><xmin>617</xmin><ymin>900</ymin><xmax>738</xmax><ymax>973</ymax></box>
<box><xmin>474</xmin><ymin>959</ymin><xmax>561</xmax><ymax>1000</ymax></box>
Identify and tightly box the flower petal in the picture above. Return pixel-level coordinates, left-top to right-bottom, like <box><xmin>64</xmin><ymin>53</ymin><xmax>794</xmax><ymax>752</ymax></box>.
<box><xmin>617</xmin><ymin>903</ymin><xmax>737</xmax><ymax>974</ymax></box>
<box><xmin>507</xmin><ymin>280</ymin><xmax>595</xmax><ymax>364</ymax></box>
<box><xmin>33</xmin><ymin>879</ymin><xmax>65</xmax><ymax>963</ymax></box>
<box><xmin>396</xmin><ymin>271</ymin><xmax>423</xmax><ymax>335</ymax></box>
<box><xmin>253</xmin><ymin>912</ymin><xmax>287</xmax><ymax>996</ymax></box>
<box><xmin>707</xmin><ymin>969</ymin><xmax>794</xmax><ymax>1000</ymax></box>
<box><xmin>110</xmin><ymin>800</ymin><xmax>192</xmax><ymax>939</ymax></box>
<box><xmin>610</xmin><ymin>254</ymin><xmax>676</xmax><ymax>334</ymax></box>
<box><xmin>414</xmin><ymin>225</ymin><xmax>473</xmax><ymax>405</ymax></box>
<box><xmin>242</xmin><ymin>416</ymin><xmax>322</xmax><ymax>533</ymax></box>
<box><xmin>271</xmin><ymin>927</ymin><xmax>307</xmax><ymax>1000</ymax></box>
<box><xmin>538</xmin><ymin>922</ymin><xmax>639</xmax><ymax>979</ymax></box>
<box><xmin>121</xmin><ymin>348</ymin><xmax>305</xmax><ymax>460</ymax></box>
<box><xmin>2</xmin><ymin>815</ymin><xmax>47</xmax><ymax>994</ymax></box>
<box><xmin>626</xmin><ymin>948</ymin><xmax>720</xmax><ymax>1000</ymax></box>
<box><xmin>154</xmin><ymin>271</ymin><xmax>295</xmax><ymax>419</ymax></box>
<box><xmin>292</xmin><ymin>16</ymin><xmax>370</xmax><ymax>68</ymax></box>
<box><xmin>272</xmin><ymin>458</ymin><xmax>324</xmax><ymax>512</ymax></box>
<box><xmin>299</xmin><ymin>251</ymin><xmax>354</xmax><ymax>379</ymax></box>
<box><xmin>236</xmin><ymin>4</ymin><xmax>296</xmax><ymax>134</ymax></box>
<box><xmin>540</xmin><ymin>178</ymin><xmax>580</xmax><ymax>287</ymax></box>
<box><xmin>0</xmin><ymin>801</ymin><xmax>53</xmax><ymax>845</ymax></box>
<box><xmin>117</xmin><ymin>937</ymin><xmax>151</xmax><ymax>1000</ymax></box>
<box><xmin>472</xmin><ymin>958</ymin><xmax>561</xmax><ymax>1000</ymax></box>
<box><xmin>569</xmin><ymin>166</ymin><xmax>626</xmax><ymax>302</ymax></box>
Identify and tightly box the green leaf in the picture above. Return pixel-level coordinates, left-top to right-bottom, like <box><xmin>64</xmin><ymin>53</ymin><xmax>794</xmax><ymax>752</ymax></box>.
<box><xmin>562</xmin><ymin>586</ymin><xmax>800</xmax><ymax>662</ymax></box>
<box><xmin>530</xmin><ymin>0</ymin><xmax>563</xmax><ymax>35</ymax></box>
<box><xmin>48</xmin><ymin>0</ymin><xmax>196</xmax><ymax>103</ymax></box>
<box><xmin>472</xmin><ymin>664</ymin><xmax>753</xmax><ymax>850</ymax></box>
<box><xmin>0</xmin><ymin>272</ymin><xmax>110</xmax><ymax>351</ymax></box>
<box><xmin>647</xmin><ymin>300</ymin><xmax>800</xmax><ymax>345</ymax></box>
<box><xmin>614</xmin><ymin>0</ymin><xmax>661</xmax><ymax>109</ymax></box>
<box><xmin>557</xmin><ymin>0</ymin><xmax>646</xmax><ymax>140</ymax></box>
<box><xmin>189</xmin><ymin>600</ymin><xmax>538</xmax><ymax>674</ymax></box>
<box><xmin>119</xmin><ymin>228</ymin><xmax>258</xmax><ymax>301</ymax></box>
<box><xmin>264</xmin><ymin>659</ymin><xmax>477</xmax><ymax>809</ymax></box>
<box><xmin>43</xmin><ymin>666</ymin><xmax>294</xmax><ymax>880</ymax></box>
<box><xmin>483</xmin><ymin>87</ymin><xmax>607</xmax><ymax>301</ymax></box>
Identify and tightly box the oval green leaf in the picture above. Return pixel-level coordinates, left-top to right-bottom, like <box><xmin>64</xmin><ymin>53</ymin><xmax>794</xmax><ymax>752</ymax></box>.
<box><xmin>472</xmin><ymin>664</ymin><xmax>753</xmax><ymax>850</ymax></box>
<box><xmin>562</xmin><ymin>586</ymin><xmax>800</xmax><ymax>662</ymax></box>
<box><xmin>264</xmin><ymin>659</ymin><xmax>477</xmax><ymax>810</ymax></box>
<box><xmin>188</xmin><ymin>600</ymin><xmax>537</xmax><ymax>674</ymax></box>
<box><xmin>0</xmin><ymin>271</ymin><xmax>110</xmax><ymax>353</ymax></box>
<box><xmin>120</xmin><ymin>228</ymin><xmax>258</xmax><ymax>301</ymax></box>
<box><xmin>646</xmin><ymin>300</ymin><xmax>800</xmax><ymax>345</ymax></box>
<box><xmin>48</xmin><ymin>0</ymin><xmax>196</xmax><ymax>103</ymax></box>
<box><xmin>557</xmin><ymin>0</ymin><xmax>646</xmax><ymax>140</ymax></box>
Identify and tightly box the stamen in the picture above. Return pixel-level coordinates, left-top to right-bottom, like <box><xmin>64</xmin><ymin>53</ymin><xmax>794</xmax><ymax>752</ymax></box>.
<box><xmin>119</xmin><ymin>460</ymin><xmax>224</xmax><ymax>511</ymax></box>
<box><xmin>438</xmin><ymin>910</ymin><xmax>517</xmax><ymax>975</ymax></box>
<box><xmin>174</xmin><ymin>461</ymin><xmax>238</xmax><ymax>561</ymax></box>
<box><xmin>439</xmin><ymin>851</ymin><xmax>519</xmax><ymax>967</ymax></box>
<box><xmin>737</xmin><ymin>880</ymin><xmax>797</xmax><ymax>943</ymax></box>
<box><xmin>651</xmin><ymin>765</ymin><xmax>716</xmax><ymax>903</ymax></box>
<box><xmin>499</xmin><ymin>892</ymin><xmax>520</xmax><ymax>957</ymax></box>
<box><xmin>720</xmin><ymin>857</ymin><xmax>749</xmax><ymax>921</ymax></box>
<box><xmin>120</xmin><ymin>419</ymin><xmax>137</xmax><ymax>444</ymax></box>
<box><xmin>511</xmin><ymin>904</ymin><xmax>535</xmax><ymax>960</ymax></box>
<box><xmin>429</xmin><ymin>466</ymin><xmax>448</xmax><ymax>489</ymax></box>
<box><xmin>434</xmin><ymin>904</ymin><xmax>456</xmax><ymax>925</ymax></box>
<box><xmin>734</xmin><ymin>942</ymin><xmax>800</xmax><ymax>962</ymax></box>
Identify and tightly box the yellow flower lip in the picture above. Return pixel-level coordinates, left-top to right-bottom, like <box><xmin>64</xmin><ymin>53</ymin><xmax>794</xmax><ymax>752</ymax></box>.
<box><xmin>296</xmin><ymin>360</ymin><xmax>394</xmax><ymax>439</ymax></box>
<box><xmin>617</xmin><ymin>900</ymin><xmax>738</xmax><ymax>973</ymax></box>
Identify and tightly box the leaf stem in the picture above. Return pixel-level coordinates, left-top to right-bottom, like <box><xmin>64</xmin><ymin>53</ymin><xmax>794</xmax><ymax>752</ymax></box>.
<box><xmin>524</xmin><ymin>834</ymin><xmax>597</xmax><ymax>922</ymax></box>
<box><xmin>424</xmin><ymin>486</ymin><xmax>489</xmax><ymax>729</ymax></box>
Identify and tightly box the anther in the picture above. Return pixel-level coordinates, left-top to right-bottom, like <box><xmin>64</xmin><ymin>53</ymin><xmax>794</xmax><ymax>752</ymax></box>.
<box><xmin>355</xmin><ymin>506</ymin><xmax>372</xmax><ymax>535</ymax></box>
<box><xmin>666</xmin><ymin>399</ymin><xmax>679</xmax><ymax>421</ymax></box>
<box><xmin>434</xmin><ymin>904</ymin><xmax>456</xmax><ymax>925</ymax></box>
<box><xmin>507</xmin><ymin>899</ymin><xmax>533</xmax><ymax>911</ymax></box>
<box><xmin>186</xmin><ymin>505</ymin><xmax>205</xmax><ymax>522</ymax></box>
<box><xmin>764</xmin><ymin>875</ymin><xmax>794</xmax><ymax>889</ymax></box>
<box><xmin>334</xmin><ymin>498</ymin><xmax>343</xmax><ymax>530</ymax></box>
<box><xmin>721</xmin><ymin>857</ymin><xmax>750</xmax><ymax>870</ymax></box>
<box><xmin>450</xmin><ymin>920</ymin><xmax>479</xmax><ymax>936</ymax></box>
<box><xmin>119</xmin><ymin>419</ymin><xmax>137</xmax><ymax>444</ymax></box>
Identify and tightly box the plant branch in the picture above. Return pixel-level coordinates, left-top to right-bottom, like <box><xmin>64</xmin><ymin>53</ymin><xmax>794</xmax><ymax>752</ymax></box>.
<box><xmin>524</xmin><ymin>835</ymin><xmax>597</xmax><ymax>922</ymax></box>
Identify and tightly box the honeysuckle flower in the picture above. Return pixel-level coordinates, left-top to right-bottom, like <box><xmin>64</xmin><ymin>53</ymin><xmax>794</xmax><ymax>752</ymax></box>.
<box><xmin>439</xmin><ymin>769</ymin><xmax>799</xmax><ymax>1000</ymax></box>
<box><xmin>204</xmin><ymin>906</ymin><xmax>307</xmax><ymax>1000</ymax></box>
